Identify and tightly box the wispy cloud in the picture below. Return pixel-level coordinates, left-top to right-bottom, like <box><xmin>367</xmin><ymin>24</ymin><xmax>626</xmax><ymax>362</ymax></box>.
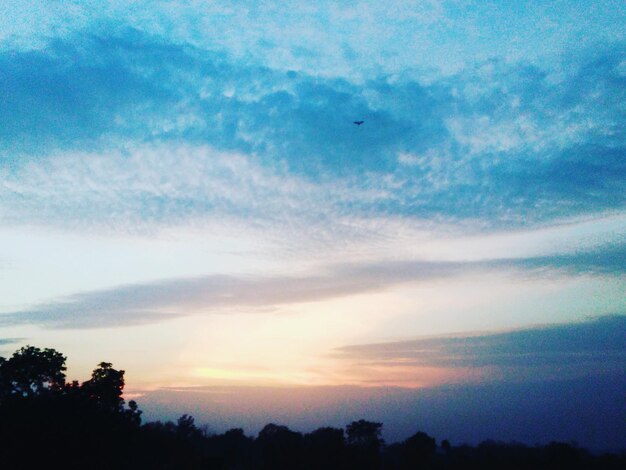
<box><xmin>1</xmin><ymin>243</ymin><xmax>622</xmax><ymax>329</ymax></box>
<box><xmin>0</xmin><ymin>144</ymin><xmax>394</xmax><ymax>235</ymax></box>
<box><xmin>0</xmin><ymin>337</ymin><xmax>24</xmax><ymax>356</ymax></box>
<box><xmin>0</xmin><ymin>337</ymin><xmax>22</xmax><ymax>346</ymax></box>
<box><xmin>0</xmin><ymin>266</ymin><xmax>441</xmax><ymax>329</ymax></box>
<box><xmin>335</xmin><ymin>315</ymin><xmax>626</xmax><ymax>387</ymax></box>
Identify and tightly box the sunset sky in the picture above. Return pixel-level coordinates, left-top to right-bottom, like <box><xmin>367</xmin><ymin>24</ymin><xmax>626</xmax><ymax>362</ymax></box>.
<box><xmin>0</xmin><ymin>1</ymin><xmax>624</xmax><ymax>450</ymax></box>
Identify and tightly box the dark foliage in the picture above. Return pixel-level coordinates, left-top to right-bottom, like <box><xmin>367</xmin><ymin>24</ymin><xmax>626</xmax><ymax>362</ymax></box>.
<box><xmin>0</xmin><ymin>346</ymin><xmax>623</xmax><ymax>469</ymax></box>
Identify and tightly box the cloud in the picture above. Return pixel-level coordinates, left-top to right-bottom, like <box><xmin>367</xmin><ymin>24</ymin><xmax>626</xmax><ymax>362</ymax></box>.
<box><xmin>0</xmin><ymin>338</ymin><xmax>22</xmax><ymax>347</ymax></box>
<box><xmin>336</xmin><ymin>315</ymin><xmax>626</xmax><ymax>379</ymax></box>
<box><xmin>0</xmin><ymin>144</ymin><xmax>405</xmax><ymax>245</ymax></box>
<box><xmin>513</xmin><ymin>243</ymin><xmax>626</xmax><ymax>276</ymax></box>
<box><xmin>0</xmin><ymin>337</ymin><xmax>24</xmax><ymax>356</ymax></box>
<box><xmin>1</xmin><ymin>243</ymin><xmax>622</xmax><ymax>329</ymax></box>
<box><xmin>0</xmin><ymin>31</ymin><xmax>624</xmax><ymax>230</ymax></box>
<box><xmin>0</xmin><ymin>31</ymin><xmax>196</xmax><ymax>154</ymax></box>
<box><xmin>4</xmin><ymin>1</ymin><xmax>624</xmax><ymax>78</ymax></box>
<box><xmin>0</xmin><ymin>265</ymin><xmax>438</xmax><ymax>329</ymax></box>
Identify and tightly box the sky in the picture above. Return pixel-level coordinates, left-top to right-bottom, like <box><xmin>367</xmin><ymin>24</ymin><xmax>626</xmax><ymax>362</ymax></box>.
<box><xmin>0</xmin><ymin>0</ymin><xmax>625</xmax><ymax>450</ymax></box>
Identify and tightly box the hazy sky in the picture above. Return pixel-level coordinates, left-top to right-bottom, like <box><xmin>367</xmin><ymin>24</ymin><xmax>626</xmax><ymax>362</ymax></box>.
<box><xmin>0</xmin><ymin>0</ymin><xmax>624</xmax><ymax>449</ymax></box>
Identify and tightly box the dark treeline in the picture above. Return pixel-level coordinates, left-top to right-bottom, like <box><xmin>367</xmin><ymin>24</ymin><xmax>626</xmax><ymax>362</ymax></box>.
<box><xmin>0</xmin><ymin>346</ymin><xmax>623</xmax><ymax>469</ymax></box>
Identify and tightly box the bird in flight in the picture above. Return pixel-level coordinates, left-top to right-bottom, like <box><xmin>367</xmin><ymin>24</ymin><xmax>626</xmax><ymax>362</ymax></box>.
<box><xmin>353</xmin><ymin>120</ymin><xmax>364</xmax><ymax>126</ymax></box>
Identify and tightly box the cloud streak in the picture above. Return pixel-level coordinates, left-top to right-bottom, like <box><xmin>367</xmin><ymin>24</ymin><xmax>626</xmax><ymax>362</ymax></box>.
<box><xmin>336</xmin><ymin>315</ymin><xmax>626</xmax><ymax>373</ymax></box>
<box><xmin>0</xmin><ymin>338</ymin><xmax>22</xmax><ymax>347</ymax></box>
<box><xmin>1</xmin><ymin>243</ymin><xmax>623</xmax><ymax>329</ymax></box>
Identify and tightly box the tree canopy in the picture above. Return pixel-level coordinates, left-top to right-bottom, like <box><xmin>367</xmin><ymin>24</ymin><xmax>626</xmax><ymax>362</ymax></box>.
<box><xmin>0</xmin><ymin>345</ymin><xmax>66</xmax><ymax>400</ymax></box>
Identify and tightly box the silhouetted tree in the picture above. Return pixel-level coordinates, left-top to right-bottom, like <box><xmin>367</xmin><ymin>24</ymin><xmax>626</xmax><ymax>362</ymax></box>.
<box><xmin>177</xmin><ymin>414</ymin><xmax>203</xmax><ymax>439</ymax></box>
<box><xmin>207</xmin><ymin>428</ymin><xmax>254</xmax><ymax>468</ymax></box>
<box><xmin>303</xmin><ymin>427</ymin><xmax>345</xmax><ymax>469</ymax></box>
<box><xmin>81</xmin><ymin>361</ymin><xmax>125</xmax><ymax>412</ymax></box>
<box><xmin>545</xmin><ymin>441</ymin><xmax>583</xmax><ymax>469</ymax></box>
<box><xmin>257</xmin><ymin>423</ymin><xmax>303</xmax><ymax>469</ymax></box>
<box><xmin>346</xmin><ymin>420</ymin><xmax>384</xmax><ymax>469</ymax></box>
<box><xmin>125</xmin><ymin>399</ymin><xmax>143</xmax><ymax>426</ymax></box>
<box><xmin>346</xmin><ymin>419</ymin><xmax>384</xmax><ymax>449</ymax></box>
<box><xmin>0</xmin><ymin>346</ymin><xmax>66</xmax><ymax>400</ymax></box>
<box><xmin>402</xmin><ymin>431</ymin><xmax>437</xmax><ymax>468</ymax></box>
<box><xmin>441</xmin><ymin>439</ymin><xmax>451</xmax><ymax>453</ymax></box>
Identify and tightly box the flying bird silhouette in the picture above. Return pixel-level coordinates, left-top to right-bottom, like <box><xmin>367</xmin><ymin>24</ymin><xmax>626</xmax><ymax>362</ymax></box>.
<box><xmin>353</xmin><ymin>120</ymin><xmax>364</xmax><ymax>126</ymax></box>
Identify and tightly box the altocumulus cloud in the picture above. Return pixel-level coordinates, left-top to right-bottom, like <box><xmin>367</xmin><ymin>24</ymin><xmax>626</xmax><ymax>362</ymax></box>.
<box><xmin>0</xmin><ymin>144</ymin><xmax>399</xmax><ymax>236</ymax></box>
<box><xmin>0</xmin><ymin>30</ymin><xmax>624</xmax><ymax>230</ymax></box>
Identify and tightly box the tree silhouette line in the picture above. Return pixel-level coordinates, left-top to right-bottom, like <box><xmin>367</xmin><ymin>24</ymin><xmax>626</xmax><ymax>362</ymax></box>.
<box><xmin>0</xmin><ymin>346</ymin><xmax>623</xmax><ymax>469</ymax></box>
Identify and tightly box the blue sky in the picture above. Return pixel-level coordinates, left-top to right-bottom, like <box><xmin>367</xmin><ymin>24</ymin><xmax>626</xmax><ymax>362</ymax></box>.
<box><xmin>0</xmin><ymin>0</ymin><xmax>624</xmax><ymax>449</ymax></box>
